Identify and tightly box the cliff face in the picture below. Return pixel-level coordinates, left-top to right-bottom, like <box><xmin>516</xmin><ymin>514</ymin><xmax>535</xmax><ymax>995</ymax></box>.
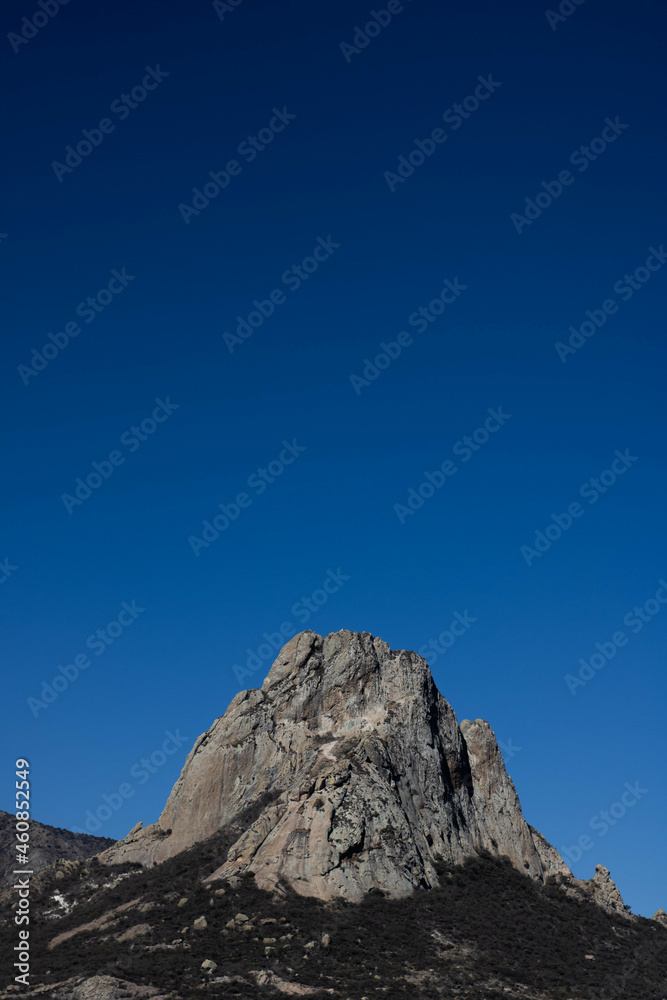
<box><xmin>101</xmin><ymin>629</ymin><xmax>578</xmax><ymax>900</ymax></box>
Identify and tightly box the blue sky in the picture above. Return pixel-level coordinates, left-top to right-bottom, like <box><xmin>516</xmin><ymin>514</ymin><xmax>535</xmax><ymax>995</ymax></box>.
<box><xmin>2</xmin><ymin>0</ymin><xmax>666</xmax><ymax>917</ymax></box>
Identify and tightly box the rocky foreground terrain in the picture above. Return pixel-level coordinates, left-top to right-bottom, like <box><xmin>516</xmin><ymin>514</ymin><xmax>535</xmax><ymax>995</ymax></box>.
<box><xmin>1</xmin><ymin>630</ymin><xmax>665</xmax><ymax>999</ymax></box>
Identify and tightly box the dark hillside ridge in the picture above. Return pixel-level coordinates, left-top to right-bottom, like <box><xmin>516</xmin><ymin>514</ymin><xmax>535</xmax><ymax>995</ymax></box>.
<box><xmin>1</xmin><ymin>815</ymin><xmax>665</xmax><ymax>999</ymax></box>
<box><xmin>0</xmin><ymin>810</ymin><xmax>114</xmax><ymax>887</ymax></box>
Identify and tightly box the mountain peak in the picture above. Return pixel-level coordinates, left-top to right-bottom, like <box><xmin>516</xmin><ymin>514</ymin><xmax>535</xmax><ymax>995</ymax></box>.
<box><xmin>101</xmin><ymin>630</ymin><xmax>626</xmax><ymax>911</ymax></box>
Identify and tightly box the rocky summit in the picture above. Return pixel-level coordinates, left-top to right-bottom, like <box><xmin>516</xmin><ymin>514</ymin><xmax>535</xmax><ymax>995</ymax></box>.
<box><xmin>101</xmin><ymin>630</ymin><xmax>620</xmax><ymax>911</ymax></box>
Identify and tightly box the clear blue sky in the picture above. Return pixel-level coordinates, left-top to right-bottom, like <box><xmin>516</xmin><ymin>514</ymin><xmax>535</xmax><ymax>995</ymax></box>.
<box><xmin>2</xmin><ymin>0</ymin><xmax>666</xmax><ymax>918</ymax></box>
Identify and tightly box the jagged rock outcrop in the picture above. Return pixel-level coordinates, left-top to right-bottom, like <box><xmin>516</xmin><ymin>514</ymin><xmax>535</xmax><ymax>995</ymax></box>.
<box><xmin>588</xmin><ymin>864</ymin><xmax>627</xmax><ymax>914</ymax></box>
<box><xmin>100</xmin><ymin>630</ymin><xmax>626</xmax><ymax>911</ymax></box>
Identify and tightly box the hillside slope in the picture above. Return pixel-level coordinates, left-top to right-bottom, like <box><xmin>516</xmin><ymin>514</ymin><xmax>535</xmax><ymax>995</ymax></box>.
<box><xmin>0</xmin><ymin>810</ymin><xmax>114</xmax><ymax>887</ymax></box>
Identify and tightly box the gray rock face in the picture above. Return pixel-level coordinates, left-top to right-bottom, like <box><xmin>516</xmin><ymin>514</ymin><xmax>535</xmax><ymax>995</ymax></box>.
<box><xmin>590</xmin><ymin>864</ymin><xmax>627</xmax><ymax>914</ymax></box>
<box><xmin>100</xmin><ymin>630</ymin><xmax>623</xmax><ymax>909</ymax></box>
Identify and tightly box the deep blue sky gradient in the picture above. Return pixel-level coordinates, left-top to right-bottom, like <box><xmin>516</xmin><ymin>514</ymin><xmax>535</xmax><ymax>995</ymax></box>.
<box><xmin>2</xmin><ymin>0</ymin><xmax>666</xmax><ymax>917</ymax></box>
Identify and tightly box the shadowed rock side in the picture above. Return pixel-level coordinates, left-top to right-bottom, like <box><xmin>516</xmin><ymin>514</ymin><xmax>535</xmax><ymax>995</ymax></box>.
<box><xmin>99</xmin><ymin>630</ymin><xmax>621</xmax><ymax>908</ymax></box>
